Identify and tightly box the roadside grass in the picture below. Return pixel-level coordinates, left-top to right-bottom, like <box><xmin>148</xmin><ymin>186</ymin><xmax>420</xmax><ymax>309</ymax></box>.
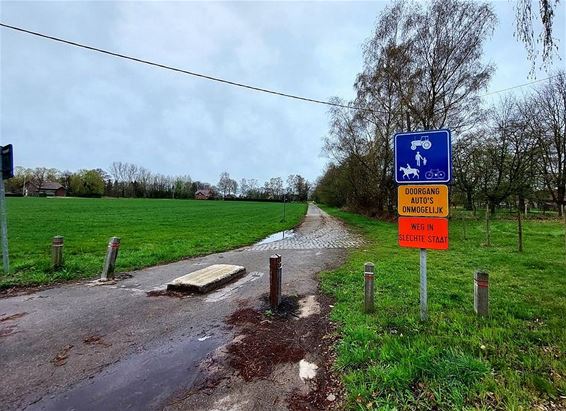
<box><xmin>2</xmin><ymin>197</ymin><xmax>306</xmax><ymax>289</ymax></box>
<box><xmin>319</xmin><ymin>206</ymin><xmax>566</xmax><ymax>410</ymax></box>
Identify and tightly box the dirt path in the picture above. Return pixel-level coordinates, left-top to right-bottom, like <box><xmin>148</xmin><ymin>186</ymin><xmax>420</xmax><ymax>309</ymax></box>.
<box><xmin>0</xmin><ymin>204</ymin><xmax>361</xmax><ymax>410</ymax></box>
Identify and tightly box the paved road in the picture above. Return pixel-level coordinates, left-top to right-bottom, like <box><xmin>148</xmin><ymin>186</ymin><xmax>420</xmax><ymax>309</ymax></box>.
<box><xmin>0</xmin><ymin>204</ymin><xmax>361</xmax><ymax>410</ymax></box>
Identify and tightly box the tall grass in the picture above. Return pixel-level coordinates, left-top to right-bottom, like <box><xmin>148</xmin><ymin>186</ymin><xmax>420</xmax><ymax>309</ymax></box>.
<box><xmin>320</xmin><ymin>206</ymin><xmax>565</xmax><ymax>409</ymax></box>
<box><xmin>2</xmin><ymin>197</ymin><xmax>306</xmax><ymax>288</ymax></box>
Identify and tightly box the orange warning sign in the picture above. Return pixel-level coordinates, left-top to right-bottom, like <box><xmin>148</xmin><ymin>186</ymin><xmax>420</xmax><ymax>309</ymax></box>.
<box><xmin>398</xmin><ymin>217</ymin><xmax>449</xmax><ymax>250</ymax></box>
<box><xmin>398</xmin><ymin>185</ymin><xmax>448</xmax><ymax>217</ymax></box>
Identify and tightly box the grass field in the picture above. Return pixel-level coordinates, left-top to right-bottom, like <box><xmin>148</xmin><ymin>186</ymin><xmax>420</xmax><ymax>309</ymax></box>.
<box><xmin>2</xmin><ymin>197</ymin><xmax>306</xmax><ymax>289</ymax></box>
<box><xmin>320</xmin><ymin>206</ymin><xmax>566</xmax><ymax>410</ymax></box>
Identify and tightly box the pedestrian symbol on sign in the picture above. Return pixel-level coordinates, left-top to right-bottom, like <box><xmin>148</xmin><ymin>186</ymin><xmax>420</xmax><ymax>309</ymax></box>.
<box><xmin>415</xmin><ymin>151</ymin><xmax>427</xmax><ymax>167</ymax></box>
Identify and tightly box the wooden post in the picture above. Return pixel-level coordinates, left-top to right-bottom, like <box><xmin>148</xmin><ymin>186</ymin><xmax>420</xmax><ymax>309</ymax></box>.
<box><xmin>517</xmin><ymin>209</ymin><xmax>523</xmax><ymax>252</ymax></box>
<box><xmin>474</xmin><ymin>271</ymin><xmax>489</xmax><ymax>316</ymax></box>
<box><xmin>52</xmin><ymin>236</ymin><xmax>64</xmax><ymax>270</ymax></box>
<box><xmin>269</xmin><ymin>254</ymin><xmax>282</xmax><ymax>310</ymax></box>
<box><xmin>101</xmin><ymin>237</ymin><xmax>120</xmax><ymax>281</ymax></box>
<box><xmin>364</xmin><ymin>262</ymin><xmax>375</xmax><ymax>313</ymax></box>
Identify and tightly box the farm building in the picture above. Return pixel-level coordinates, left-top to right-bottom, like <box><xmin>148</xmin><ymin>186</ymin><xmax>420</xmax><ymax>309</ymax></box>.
<box><xmin>24</xmin><ymin>181</ymin><xmax>66</xmax><ymax>197</ymax></box>
<box><xmin>195</xmin><ymin>189</ymin><xmax>213</xmax><ymax>200</ymax></box>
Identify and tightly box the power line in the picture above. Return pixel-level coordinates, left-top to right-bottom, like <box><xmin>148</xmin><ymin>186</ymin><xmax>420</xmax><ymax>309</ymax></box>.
<box><xmin>481</xmin><ymin>75</ymin><xmax>558</xmax><ymax>97</ymax></box>
<box><xmin>0</xmin><ymin>22</ymin><xmax>558</xmax><ymax>111</ymax></box>
<box><xmin>0</xmin><ymin>22</ymin><xmax>367</xmax><ymax>112</ymax></box>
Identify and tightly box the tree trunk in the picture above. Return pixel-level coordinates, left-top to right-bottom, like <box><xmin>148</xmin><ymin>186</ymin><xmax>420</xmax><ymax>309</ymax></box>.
<box><xmin>465</xmin><ymin>189</ymin><xmax>474</xmax><ymax>211</ymax></box>
<box><xmin>517</xmin><ymin>209</ymin><xmax>523</xmax><ymax>252</ymax></box>
<box><xmin>489</xmin><ymin>200</ymin><xmax>496</xmax><ymax>216</ymax></box>
<box><xmin>563</xmin><ymin>204</ymin><xmax>566</xmax><ymax>265</ymax></box>
<box><xmin>557</xmin><ymin>189</ymin><xmax>564</xmax><ymax>217</ymax></box>
<box><xmin>518</xmin><ymin>195</ymin><xmax>525</xmax><ymax>215</ymax></box>
<box><xmin>485</xmin><ymin>203</ymin><xmax>491</xmax><ymax>247</ymax></box>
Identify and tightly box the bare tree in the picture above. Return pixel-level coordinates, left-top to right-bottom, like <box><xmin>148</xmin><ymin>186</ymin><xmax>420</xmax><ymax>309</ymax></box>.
<box><xmin>528</xmin><ymin>72</ymin><xmax>566</xmax><ymax>215</ymax></box>
<box><xmin>218</xmin><ymin>172</ymin><xmax>231</xmax><ymax>198</ymax></box>
<box><xmin>286</xmin><ymin>175</ymin><xmax>298</xmax><ymax>195</ymax></box>
<box><xmin>515</xmin><ymin>0</ymin><xmax>561</xmax><ymax>72</ymax></box>
<box><xmin>321</xmin><ymin>0</ymin><xmax>496</xmax><ymax>215</ymax></box>
<box><xmin>5</xmin><ymin>166</ymin><xmax>31</xmax><ymax>194</ymax></box>
<box><xmin>453</xmin><ymin>134</ymin><xmax>484</xmax><ymax>211</ymax></box>
<box><xmin>228</xmin><ymin>179</ymin><xmax>238</xmax><ymax>196</ymax></box>
<box><xmin>363</xmin><ymin>0</ymin><xmax>496</xmax><ymax>131</ymax></box>
<box><xmin>269</xmin><ymin>177</ymin><xmax>284</xmax><ymax>199</ymax></box>
<box><xmin>476</xmin><ymin>97</ymin><xmax>537</xmax><ymax>213</ymax></box>
<box><xmin>28</xmin><ymin>167</ymin><xmax>58</xmax><ymax>195</ymax></box>
<box><xmin>239</xmin><ymin>178</ymin><xmax>249</xmax><ymax>197</ymax></box>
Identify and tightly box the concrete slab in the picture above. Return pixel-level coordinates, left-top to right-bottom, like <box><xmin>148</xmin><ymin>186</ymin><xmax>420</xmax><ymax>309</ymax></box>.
<box><xmin>166</xmin><ymin>264</ymin><xmax>246</xmax><ymax>293</ymax></box>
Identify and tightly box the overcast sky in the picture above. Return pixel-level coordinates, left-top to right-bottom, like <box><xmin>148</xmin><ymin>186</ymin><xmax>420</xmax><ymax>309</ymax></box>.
<box><xmin>1</xmin><ymin>1</ymin><xmax>564</xmax><ymax>185</ymax></box>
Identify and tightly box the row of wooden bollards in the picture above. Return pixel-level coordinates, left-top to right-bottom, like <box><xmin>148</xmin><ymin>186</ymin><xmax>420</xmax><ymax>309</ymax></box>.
<box><xmin>363</xmin><ymin>263</ymin><xmax>489</xmax><ymax>316</ymax></box>
<box><xmin>51</xmin><ymin>236</ymin><xmax>121</xmax><ymax>281</ymax></box>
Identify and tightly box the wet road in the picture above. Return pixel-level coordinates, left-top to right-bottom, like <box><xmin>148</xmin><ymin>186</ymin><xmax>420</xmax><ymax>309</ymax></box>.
<box><xmin>0</xmin><ymin>204</ymin><xmax>361</xmax><ymax>410</ymax></box>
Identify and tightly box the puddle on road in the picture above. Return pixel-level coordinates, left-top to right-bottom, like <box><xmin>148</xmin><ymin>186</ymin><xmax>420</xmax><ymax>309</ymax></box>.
<box><xmin>256</xmin><ymin>230</ymin><xmax>295</xmax><ymax>245</ymax></box>
<box><xmin>28</xmin><ymin>334</ymin><xmax>224</xmax><ymax>411</ymax></box>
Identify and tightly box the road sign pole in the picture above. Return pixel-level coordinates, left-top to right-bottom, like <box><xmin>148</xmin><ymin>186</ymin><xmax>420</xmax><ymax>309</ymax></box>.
<box><xmin>0</xmin><ymin>153</ymin><xmax>9</xmax><ymax>274</ymax></box>
<box><xmin>420</xmin><ymin>248</ymin><xmax>427</xmax><ymax>321</ymax></box>
<box><xmin>395</xmin><ymin>130</ymin><xmax>451</xmax><ymax>322</ymax></box>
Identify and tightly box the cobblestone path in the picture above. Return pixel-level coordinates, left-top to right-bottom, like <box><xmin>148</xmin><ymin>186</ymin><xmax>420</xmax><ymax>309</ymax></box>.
<box><xmin>248</xmin><ymin>203</ymin><xmax>363</xmax><ymax>251</ymax></box>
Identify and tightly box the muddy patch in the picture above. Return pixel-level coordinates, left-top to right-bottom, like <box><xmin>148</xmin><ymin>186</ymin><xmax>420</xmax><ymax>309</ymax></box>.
<box><xmin>0</xmin><ymin>312</ymin><xmax>28</xmax><ymax>322</ymax></box>
<box><xmin>0</xmin><ymin>312</ymin><xmax>28</xmax><ymax>338</ymax></box>
<box><xmin>0</xmin><ymin>323</ymin><xmax>19</xmax><ymax>338</ymax></box>
<box><xmin>83</xmin><ymin>335</ymin><xmax>111</xmax><ymax>347</ymax></box>
<box><xmin>51</xmin><ymin>345</ymin><xmax>74</xmax><ymax>366</ymax></box>
<box><xmin>0</xmin><ymin>286</ymin><xmax>48</xmax><ymax>299</ymax></box>
<box><xmin>172</xmin><ymin>293</ymin><xmax>343</xmax><ymax>410</ymax></box>
<box><xmin>287</xmin><ymin>323</ymin><xmax>344</xmax><ymax>410</ymax></box>
<box><xmin>146</xmin><ymin>289</ymin><xmax>193</xmax><ymax>298</ymax></box>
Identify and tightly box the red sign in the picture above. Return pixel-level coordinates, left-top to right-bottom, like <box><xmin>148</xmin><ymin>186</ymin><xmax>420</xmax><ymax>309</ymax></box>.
<box><xmin>398</xmin><ymin>217</ymin><xmax>448</xmax><ymax>250</ymax></box>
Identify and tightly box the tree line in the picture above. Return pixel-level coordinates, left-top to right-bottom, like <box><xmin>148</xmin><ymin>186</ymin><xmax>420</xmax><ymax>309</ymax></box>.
<box><xmin>217</xmin><ymin>172</ymin><xmax>311</xmax><ymax>201</ymax></box>
<box><xmin>313</xmin><ymin>0</ymin><xmax>565</xmax><ymax>217</ymax></box>
<box><xmin>7</xmin><ymin>162</ymin><xmax>311</xmax><ymax>201</ymax></box>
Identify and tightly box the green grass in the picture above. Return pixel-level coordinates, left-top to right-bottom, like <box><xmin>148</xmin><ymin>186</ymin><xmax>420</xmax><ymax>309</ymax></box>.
<box><xmin>2</xmin><ymin>197</ymin><xmax>306</xmax><ymax>288</ymax></box>
<box><xmin>319</xmin><ymin>206</ymin><xmax>566</xmax><ymax>410</ymax></box>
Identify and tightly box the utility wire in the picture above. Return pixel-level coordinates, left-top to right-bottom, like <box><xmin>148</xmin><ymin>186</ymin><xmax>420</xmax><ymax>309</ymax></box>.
<box><xmin>0</xmin><ymin>22</ymin><xmax>367</xmax><ymax>111</ymax></box>
<box><xmin>481</xmin><ymin>74</ymin><xmax>558</xmax><ymax>97</ymax></box>
<box><xmin>0</xmin><ymin>22</ymin><xmax>559</xmax><ymax>110</ymax></box>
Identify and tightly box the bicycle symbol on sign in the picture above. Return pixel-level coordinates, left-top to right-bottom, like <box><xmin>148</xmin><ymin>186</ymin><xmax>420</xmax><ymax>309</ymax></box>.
<box><xmin>425</xmin><ymin>169</ymin><xmax>446</xmax><ymax>180</ymax></box>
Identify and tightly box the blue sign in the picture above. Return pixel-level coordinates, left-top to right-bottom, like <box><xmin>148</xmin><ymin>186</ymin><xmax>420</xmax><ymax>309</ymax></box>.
<box><xmin>394</xmin><ymin>129</ymin><xmax>451</xmax><ymax>184</ymax></box>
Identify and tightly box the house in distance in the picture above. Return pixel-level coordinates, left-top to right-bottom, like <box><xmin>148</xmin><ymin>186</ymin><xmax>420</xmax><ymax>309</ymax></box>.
<box><xmin>24</xmin><ymin>181</ymin><xmax>66</xmax><ymax>197</ymax></box>
<box><xmin>194</xmin><ymin>188</ymin><xmax>213</xmax><ymax>200</ymax></box>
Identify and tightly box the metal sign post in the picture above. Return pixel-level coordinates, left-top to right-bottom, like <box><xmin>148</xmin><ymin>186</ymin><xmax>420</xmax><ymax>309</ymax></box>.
<box><xmin>394</xmin><ymin>130</ymin><xmax>451</xmax><ymax>322</ymax></box>
<box><xmin>0</xmin><ymin>153</ymin><xmax>9</xmax><ymax>274</ymax></box>
<box><xmin>420</xmin><ymin>248</ymin><xmax>427</xmax><ymax>321</ymax></box>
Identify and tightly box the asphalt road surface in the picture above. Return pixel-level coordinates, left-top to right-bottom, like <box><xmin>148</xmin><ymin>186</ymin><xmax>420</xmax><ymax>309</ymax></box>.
<box><xmin>0</xmin><ymin>204</ymin><xmax>362</xmax><ymax>410</ymax></box>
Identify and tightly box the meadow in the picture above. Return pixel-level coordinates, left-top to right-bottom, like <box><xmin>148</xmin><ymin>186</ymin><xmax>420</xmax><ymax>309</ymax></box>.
<box><xmin>320</xmin><ymin>206</ymin><xmax>566</xmax><ymax>410</ymax></box>
<box><xmin>2</xmin><ymin>197</ymin><xmax>306</xmax><ymax>288</ymax></box>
